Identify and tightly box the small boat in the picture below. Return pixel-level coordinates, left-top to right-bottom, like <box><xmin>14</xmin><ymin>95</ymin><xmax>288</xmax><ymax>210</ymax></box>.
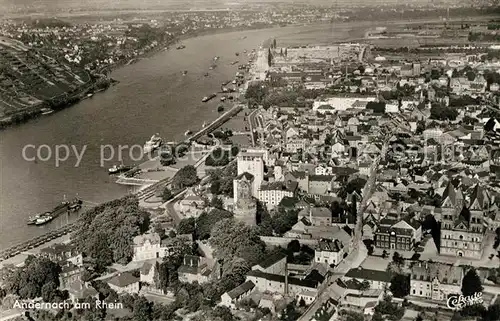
<box><xmin>35</xmin><ymin>215</ymin><xmax>54</xmax><ymax>226</ymax></box>
<box><xmin>214</xmin><ymin>56</ymin><xmax>220</xmax><ymax>61</ymax></box>
<box><xmin>243</xmin><ymin>49</ymin><xmax>247</xmax><ymax>53</ymax></box>
<box><xmin>108</xmin><ymin>164</ymin><xmax>132</xmax><ymax>175</ymax></box>
<box><xmin>144</xmin><ymin>134</ymin><xmax>162</xmax><ymax>154</ymax></box>
<box><xmin>222</xmin><ymin>81</ymin><xmax>230</xmax><ymax>86</ymax></box>
<box><xmin>202</xmin><ymin>93</ymin><xmax>217</xmax><ymax>103</ymax></box>
<box><xmin>204</xmin><ymin>73</ymin><xmax>209</xmax><ymax>77</ymax></box>
<box><xmin>40</xmin><ymin>108</ymin><xmax>53</xmax><ymax>115</ymax></box>
<box><xmin>185</xmin><ymin>130</ymin><xmax>192</xmax><ymax>136</ymax></box>
<box><xmin>220</xmin><ymin>96</ymin><xmax>226</xmax><ymax>102</ymax></box>
<box><xmin>182</xmin><ymin>70</ymin><xmax>188</xmax><ymax>76</ymax></box>
<box><xmin>202</xmin><ymin>121</ymin><xmax>207</xmax><ymax>128</ymax></box>
<box><xmin>176</xmin><ymin>45</ymin><xmax>185</xmax><ymax>50</ymax></box>
<box><xmin>232</xmin><ymin>80</ymin><xmax>237</xmax><ymax>84</ymax></box>
<box><xmin>27</xmin><ymin>212</ymin><xmax>49</xmax><ymax>225</ymax></box>
<box><xmin>87</xmin><ymin>93</ymin><xmax>93</xmax><ymax>98</ymax></box>
<box><xmin>231</xmin><ymin>61</ymin><xmax>239</xmax><ymax>65</ymax></box>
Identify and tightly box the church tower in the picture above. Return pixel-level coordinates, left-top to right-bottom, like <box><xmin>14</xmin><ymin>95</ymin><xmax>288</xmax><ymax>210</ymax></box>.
<box><xmin>233</xmin><ymin>172</ymin><xmax>257</xmax><ymax>227</ymax></box>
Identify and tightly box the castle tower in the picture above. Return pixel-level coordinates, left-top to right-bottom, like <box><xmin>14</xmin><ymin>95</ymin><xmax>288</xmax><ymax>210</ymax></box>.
<box><xmin>233</xmin><ymin>172</ymin><xmax>257</xmax><ymax>227</ymax></box>
<box><xmin>237</xmin><ymin>151</ymin><xmax>265</xmax><ymax>197</ymax></box>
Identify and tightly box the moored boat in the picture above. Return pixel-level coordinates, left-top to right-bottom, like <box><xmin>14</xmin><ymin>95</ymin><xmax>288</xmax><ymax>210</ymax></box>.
<box><xmin>185</xmin><ymin>130</ymin><xmax>192</xmax><ymax>136</ymax></box>
<box><xmin>143</xmin><ymin>134</ymin><xmax>162</xmax><ymax>154</ymax></box>
<box><xmin>201</xmin><ymin>93</ymin><xmax>217</xmax><ymax>102</ymax></box>
<box><xmin>108</xmin><ymin>164</ymin><xmax>132</xmax><ymax>175</ymax></box>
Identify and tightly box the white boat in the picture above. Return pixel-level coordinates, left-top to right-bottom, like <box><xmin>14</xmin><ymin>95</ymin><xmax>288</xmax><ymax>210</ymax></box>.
<box><xmin>202</xmin><ymin>121</ymin><xmax>207</xmax><ymax>128</ymax></box>
<box><xmin>87</xmin><ymin>93</ymin><xmax>93</xmax><ymax>98</ymax></box>
<box><xmin>35</xmin><ymin>215</ymin><xmax>53</xmax><ymax>225</ymax></box>
<box><xmin>143</xmin><ymin>134</ymin><xmax>162</xmax><ymax>154</ymax></box>
<box><xmin>40</xmin><ymin>108</ymin><xmax>54</xmax><ymax>115</ymax></box>
<box><xmin>185</xmin><ymin>130</ymin><xmax>192</xmax><ymax>136</ymax></box>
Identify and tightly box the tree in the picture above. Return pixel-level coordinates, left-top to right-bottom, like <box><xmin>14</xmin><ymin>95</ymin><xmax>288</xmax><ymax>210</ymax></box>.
<box><xmin>430</xmin><ymin>104</ymin><xmax>458</xmax><ymax>121</ymax></box>
<box><xmin>382</xmin><ymin>250</ymin><xmax>388</xmax><ymax>258</ymax></box>
<box><xmin>195</xmin><ymin>208</ymin><xmax>233</xmax><ymax>240</ymax></box>
<box><xmin>153</xmin><ymin>222</ymin><xmax>166</xmax><ymax>239</ymax></box>
<box><xmin>172</xmin><ymin>165</ymin><xmax>198</xmax><ymax>190</ymax></box>
<box><xmin>133</xmin><ymin>296</ymin><xmax>152</xmax><ymax>321</ymax></box>
<box><xmin>392</xmin><ymin>252</ymin><xmax>404</xmax><ymax>266</ymax></box>
<box><xmin>72</xmin><ymin>196</ymin><xmax>150</xmax><ymax>269</ymax></box>
<box><xmin>244</xmin><ymin>82</ymin><xmax>268</xmax><ymax>105</ymax></box>
<box><xmin>161</xmin><ymin>186</ymin><xmax>173</xmax><ymax>202</ymax></box>
<box><xmin>390</xmin><ymin>274</ymin><xmax>410</xmax><ymax>298</ymax></box>
<box><xmin>461</xmin><ymin>268</ymin><xmax>483</xmax><ymax>297</ymax></box>
<box><xmin>272</xmin><ymin>38</ymin><xmax>277</xmax><ymax>49</ymax></box>
<box><xmin>466</xmin><ymin>71</ymin><xmax>476</xmax><ymax>81</ymax></box>
<box><xmin>209</xmin><ymin>218</ymin><xmax>266</xmax><ymax>266</ymax></box>
<box><xmin>287</xmin><ymin>240</ymin><xmax>301</xmax><ymax>253</ymax></box>
<box><xmin>5</xmin><ymin>256</ymin><xmax>62</xmax><ymax>299</ymax></box>
<box><xmin>360</xmin><ymin>280</ymin><xmax>371</xmax><ymax>291</ymax></box>
<box><xmin>267</xmin><ymin>48</ymin><xmax>272</xmax><ymax>67</ymax></box>
<box><xmin>271</xmin><ymin>208</ymin><xmax>299</xmax><ymax>235</ymax></box>
<box><xmin>211</xmin><ymin>196</ymin><xmax>224</xmax><ymax>209</ymax></box>
<box><xmin>177</xmin><ymin>217</ymin><xmax>196</xmax><ymax>235</ymax></box>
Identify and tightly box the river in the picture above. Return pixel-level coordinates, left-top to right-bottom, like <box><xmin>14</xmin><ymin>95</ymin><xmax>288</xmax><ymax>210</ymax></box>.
<box><xmin>0</xmin><ymin>22</ymin><xmax>369</xmax><ymax>250</ymax></box>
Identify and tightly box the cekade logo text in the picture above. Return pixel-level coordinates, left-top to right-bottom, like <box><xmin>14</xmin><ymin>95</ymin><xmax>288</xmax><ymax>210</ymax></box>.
<box><xmin>447</xmin><ymin>292</ymin><xmax>484</xmax><ymax>310</ymax></box>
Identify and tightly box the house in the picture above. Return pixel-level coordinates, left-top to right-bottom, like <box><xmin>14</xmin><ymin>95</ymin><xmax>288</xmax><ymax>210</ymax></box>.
<box><xmin>246</xmin><ymin>269</ymin><xmax>324</xmax><ymax>304</ymax></box>
<box><xmin>59</xmin><ymin>263</ymin><xmax>84</xmax><ymax>288</ymax></box>
<box><xmin>343</xmin><ymin>268</ymin><xmax>391</xmax><ymax>290</ymax></box>
<box><xmin>107</xmin><ymin>272</ymin><xmax>140</xmax><ymax>294</ymax></box>
<box><xmin>132</xmin><ymin>232</ymin><xmax>170</xmax><ymax>262</ymax></box>
<box><xmin>38</xmin><ymin>243</ymin><xmax>77</xmax><ymax>262</ymax></box>
<box><xmin>179</xmin><ymin>190</ymin><xmax>206</xmax><ymax>218</ymax></box>
<box><xmin>220</xmin><ymin>281</ymin><xmax>255</xmax><ymax>309</ymax></box>
<box><xmin>374</xmin><ymin>219</ymin><xmax>422</xmax><ymax>251</ymax></box>
<box><xmin>314</xmin><ymin>239</ymin><xmax>345</xmax><ymax>266</ymax></box>
<box><xmin>410</xmin><ymin>261</ymin><xmax>462</xmax><ymax>301</ymax></box>
<box><xmin>178</xmin><ymin>255</ymin><xmax>215</xmax><ymax>284</ymax></box>
<box><xmin>65</xmin><ymin>280</ymin><xmax>99</xmax><ymax>304</ymax></box>
<box><xmin>252</xmin><ymin>252</ymin><xmax>287</xmax><ymax>275</ymax></box>
<box><xmin>298</xmin><ymin>207</ymin><xmax>332</xmax><ymax>226</ymax></box>
<box><xmin>308</xmin><ymin>175</ymin><xmax>335</xmax><ymax>195</ymax></box>
<box><xmin>258</xmin><ymin>181</ymin><xmax>298</xmax><ymax>209</ymax></box>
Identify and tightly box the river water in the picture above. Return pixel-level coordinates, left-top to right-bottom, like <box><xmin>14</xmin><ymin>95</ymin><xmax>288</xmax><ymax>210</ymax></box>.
<box><xmin>0</xmin><ymin>22</ymin><xmax>368</xmax><ymax>250</ymax></box>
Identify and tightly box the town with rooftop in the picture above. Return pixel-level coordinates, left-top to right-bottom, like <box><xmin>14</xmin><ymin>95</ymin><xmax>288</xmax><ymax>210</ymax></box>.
<box><xmin>1</xmin><ymin>2</ymin><xmax>500</xmax><ymax>321</ymax></box>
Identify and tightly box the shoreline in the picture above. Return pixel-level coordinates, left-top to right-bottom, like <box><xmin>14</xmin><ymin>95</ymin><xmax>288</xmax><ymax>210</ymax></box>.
<box><xmin>0</xmin><ymin>23</ymin><xmax>282</xmax><ymax>131</ymax></box>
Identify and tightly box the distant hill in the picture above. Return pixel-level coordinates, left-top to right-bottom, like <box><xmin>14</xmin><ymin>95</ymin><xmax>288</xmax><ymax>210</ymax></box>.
<box><xmin>0</xmin><ymin>0</ymin><xmax>489</xmax><ymax>15</ymax></box>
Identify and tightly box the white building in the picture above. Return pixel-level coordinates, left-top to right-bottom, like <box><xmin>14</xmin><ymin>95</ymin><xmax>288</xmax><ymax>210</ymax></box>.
<box><xmin>257</xmin><ymin>181</ymin><xmax>297</xmax><ymax>209</ymax></box>
<box><xmin>132</xmin><ymin>233</ymin><xmax>170</xmax><ymax>262</ymax></box>
<box><xmin>237</xmin><ymin>151</ymin><xmax>265</xmax><ymax>197</ymax></box>
<box><xmin>107</xmin><ymin>272</ymin><xmax>140</xmax><ymax>294</ymax></box>
<box><xmin>423</xmin><ymin>128</ymin><xmax>443</xmax><ymax>142</ymax></box>
<box><xmin>410</xmin><ymin>262</ymin><xmax>462</xmax><ymax>301</ymax></box>
<box><xmin>312</xmin><ymin>96</ymin><xmax>376</xmax><ymax>112</ymax></box>
<box><xmin>220</xmin><ymin>281</ymin><xmax>255</xmax><ymax>309</ymax></box>
<box><xmin>314</xmin><ymin>239</ymin><xmax>345</xmax><ymax>266</ymax></box>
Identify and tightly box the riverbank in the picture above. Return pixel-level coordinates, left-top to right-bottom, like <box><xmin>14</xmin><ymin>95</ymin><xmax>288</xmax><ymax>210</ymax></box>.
<box><xmin>0</xmin><ymin>76</ymin><xmax>117</xmax><ymax>130</ymax></box>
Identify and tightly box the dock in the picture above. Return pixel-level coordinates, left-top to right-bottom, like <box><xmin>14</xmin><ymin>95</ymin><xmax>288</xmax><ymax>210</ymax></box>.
<box><xmin>0</xmin><ymin>105</ymin><xmax>244</xmax><ymax>264</ymax></box>
<box><xmin>187</xmin><ymin>104</ymin><xmax>244</xmax><ymax>142</ymax></box>
<box><xmin>0</xmin><ymin>223</ymin><xmax>76</xmax><ymax>262</ymax></box>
